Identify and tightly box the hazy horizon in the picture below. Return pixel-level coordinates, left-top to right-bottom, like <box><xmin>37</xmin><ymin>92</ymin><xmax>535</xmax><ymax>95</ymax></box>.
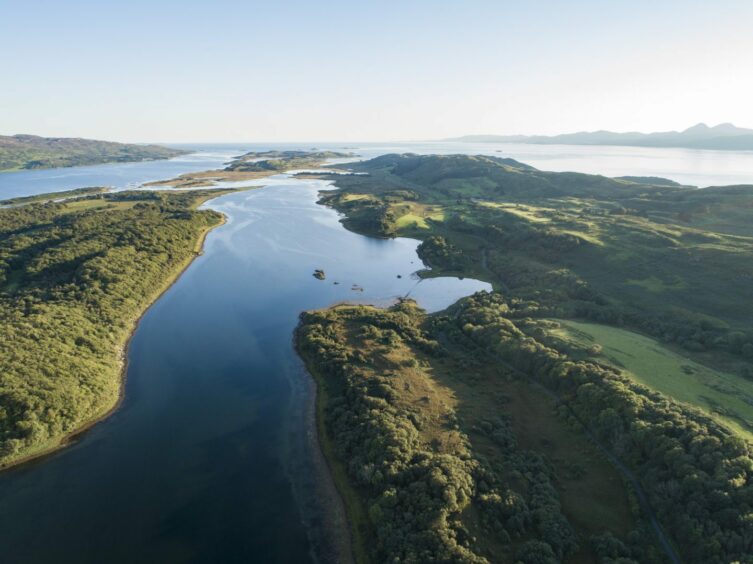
<box><xmin>3</xmin><ymin>0</ymin><xmax>752</xmax><ymax>143</ymax></box>
<box><xmin>6</xmin><ymin>120</ymin><xmax>753</xmax><ymax>147</ymax></box>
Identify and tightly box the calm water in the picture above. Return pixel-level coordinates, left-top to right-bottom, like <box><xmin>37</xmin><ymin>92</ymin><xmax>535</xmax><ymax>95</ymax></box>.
<box><xmin>0</xmin><ymin>148</ymin><xmax>245</xmax><ymax>199</ymax></box>
<box><xmin>2</xmin><ymin>141</ymin><xmax>752</xmax><ymax>201</ymax></box>
<box><xmin>0</xmin><ymin>174</ymin><xmax>489</xmax><ymax>563</ymax></box>
<box><xmin>191</xmin><ymin>140</ymin><xmax>753</xmax><ymax>187</ymax></box>
<box><xmin>0</xmin><ymin>142</ymin><xmax>751</xmax><ymax>562</ymax></box>
<box><xmin>345</xmin><ymin>141</ymin><xmax>753</xmax><ymax>187</ymax></box>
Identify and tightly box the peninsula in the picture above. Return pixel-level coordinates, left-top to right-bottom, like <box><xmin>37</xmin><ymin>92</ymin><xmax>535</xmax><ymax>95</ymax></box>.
<box><xmin>0</xmin><ymin>134</ymin><xmax>187</xmax><ymax>172</ymax></box>
<box><xmin>298</xmin><ymin>153</ymin><xmax>753</xmax><ymax>563</ymax></box>
<box><xmin>0</xmin><ymin>148</ymin><xmax>350</xmax><ymax>469</ymax></box>
<box><xmin>0</xmin><ymin>188</ymin><xmax>231</xmax><ymax>467</ymax></box>
<box><xmin>145</xmin><ymin>149</ymin><xmax>352</xmax><ymax>188</ymax></box>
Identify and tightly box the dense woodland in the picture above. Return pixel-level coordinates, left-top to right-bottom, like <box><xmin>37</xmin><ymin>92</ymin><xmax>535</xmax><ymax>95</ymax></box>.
<box><xmin>0</xmin><ymin>187</ymin><xmax>107</xmax><ymax>206</ymax></box>
<box><xmin>0</xmin><ymin>190</ymin><xmax>226</xmax><ymax>465</ymax></box>
<box><xmin>302</xmin><ymin>153</ymin><xmax>753</xmax><ymax>562</ymax></box>
<box><xmin>320</xmin><ymin>154</ymin><xmax>753</xmax><ymax>372</ymax></box>
<box><xmin>0</xmin><ymin>134</ymin><xmax>185</xmax><ymax>171</ymax></box>
<box><xmin>450</xmin><ymin>293</ymin><xmax>753</xmax><ymax>563</ymax></box>
<box><xmin>297</xmin><ymin>302</ymin><xmax>663</xmax><ymax>563</ymax></box>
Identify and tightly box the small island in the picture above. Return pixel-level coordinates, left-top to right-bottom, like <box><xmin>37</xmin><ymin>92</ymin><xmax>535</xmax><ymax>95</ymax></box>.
<box><xmin>145</xmin><ymin>150</ymin><xmax>353</xmax><ymax>189</ymax></box>
<box><xmin>225</xmin><ymin>150</ymin><xmax>352</xmax><ymax>173</ymax></box>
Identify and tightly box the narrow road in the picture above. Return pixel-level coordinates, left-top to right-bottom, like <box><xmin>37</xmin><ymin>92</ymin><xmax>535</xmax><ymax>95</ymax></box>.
<box><xmin>524</xmin><ymin>376</ymin><xmax>682</xmax><ymax>564</ymax></box>
<box><xmin>439</xmin><ymin>321</ymin><xmax>683</xmax><ymax>564</ymax></box>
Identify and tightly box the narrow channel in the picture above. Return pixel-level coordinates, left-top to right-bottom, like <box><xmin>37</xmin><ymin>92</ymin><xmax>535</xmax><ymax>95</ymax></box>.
<box><xmin>0</xmin><ymin>174</ymin><xmax>489</xmax><ymax>563</ymax></box>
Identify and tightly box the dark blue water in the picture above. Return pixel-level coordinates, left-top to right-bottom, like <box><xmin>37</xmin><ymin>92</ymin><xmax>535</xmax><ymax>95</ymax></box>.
<box><xmin>2</xmin><ymin>140</ymin><xmax>746</xmax><ymax>562</ymax></box>
<box><xmin>0</xmin><ymin>174</ymin><xmax>490</xmax><ymax>563</ymax></box>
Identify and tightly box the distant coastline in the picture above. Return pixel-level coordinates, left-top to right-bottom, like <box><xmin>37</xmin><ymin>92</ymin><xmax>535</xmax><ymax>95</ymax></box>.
<box><xmin>0</xmin><ymin>189</ymin><xmax>232</xmax><ymax>471</ymax></box>
<box><xmin>446</xmin><ymin>122</ymin><xmax>753</xmax><ymax>151</ymax></box>
<box><xmin>0</xmin><ymin>134</ymin><xmax>188</xmax><ymax>172</ymax></box>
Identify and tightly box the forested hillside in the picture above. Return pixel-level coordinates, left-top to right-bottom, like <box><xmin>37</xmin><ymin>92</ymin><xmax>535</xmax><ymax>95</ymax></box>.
<box><xmin>0</xmin><ymin>189</ymin><xmax>227</xmax><ymax>466</ymax></box>
<box><xmin>0</xmin><ymin>134</ymin><xmax>187</xmax><ymax>172</ymax></box>
<box><xmin>299</xmin><ymin>154</ymin><xmax>753</xmax><ymax>563</ymax></box>
<box><xmin>298</xmin><ymin>301</ymin><xmax>658</xmax><ymax>564</ymax></box>
<box><xmin>320</xmin><ymin>154</ymin><xmax>753</xmax><ymax>369</ymax></box>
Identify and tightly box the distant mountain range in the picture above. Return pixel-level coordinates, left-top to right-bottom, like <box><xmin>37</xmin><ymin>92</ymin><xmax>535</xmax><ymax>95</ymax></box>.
<box><xmin>446</xmin><ymin>123</ymin><xmax>753</xmax><ymax>151</ymax></box>
<box><xmin>0</xmin><ymin>134</ymin><xmax>187</xmax><ymax>172</ymax></box>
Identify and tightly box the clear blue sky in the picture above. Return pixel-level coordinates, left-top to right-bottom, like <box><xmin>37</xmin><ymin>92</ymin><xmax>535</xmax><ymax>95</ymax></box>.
<box><xmin>1</xmin><ymin>0</ymin><xmax>751</xmax><ymax>142</ymax></box>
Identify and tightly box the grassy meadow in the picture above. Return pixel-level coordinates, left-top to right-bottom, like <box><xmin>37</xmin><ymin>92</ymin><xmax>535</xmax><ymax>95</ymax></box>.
<box><xmin>545</xmin><ymin>319</ymin><xmax>753</xmax><ymax>441</ymax></box>
<box><xmin>300</xmin><ymin>153</ymin><xmax>753</xmax><ymax>563</ymax></box>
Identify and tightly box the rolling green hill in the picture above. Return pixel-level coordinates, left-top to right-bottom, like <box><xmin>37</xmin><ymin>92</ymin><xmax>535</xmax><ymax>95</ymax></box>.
<box><xmin>300</xmin><ymin>153</ymin><xmax>753</xmax><ymax>563</ymax></box>
<box><xmin>0</xmin><ymin>134</ymin><xmax>188</xmax><ymax>172</ymax></box>
<box><xmin>322</xmin><ymin>154</ymin><xmax>753</xmax><ymax>341</ymax></box>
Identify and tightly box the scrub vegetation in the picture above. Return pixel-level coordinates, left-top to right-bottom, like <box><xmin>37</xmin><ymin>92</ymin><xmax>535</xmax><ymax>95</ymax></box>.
<box><xmin>0</xmin><ymin>134</ymin><xmax>186</xmax><ymax>172</ymax></box>
<box><xmin>0</xmin><ymin>187</ymin><xmax>108</xmax><ymax>207</ymax></box>
<box><xmin>224</xmin><ymin>150</ymin><xmax>351</xmax><ymax>173</ymax></box>
<box><xmin>298</xmin><ymin>301</ymin><xmax>649</xmax><ymax>563</ymax></box>
<box><xmin>0</xmin><ymin>189</ymin><xmax>229</xmax><ymax>467</ymax></box>
<box><xmin>300</xmin><ymin>153</ymin><xmax>753</xmax><ymax>563</ymax></box>
<box><xmin>145</xmin><ymin>149</ymin><xmax>351</xmax><ymax>188</ymax></box>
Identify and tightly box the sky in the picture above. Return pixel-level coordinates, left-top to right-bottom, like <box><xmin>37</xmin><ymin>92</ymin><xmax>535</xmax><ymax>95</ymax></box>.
<box><xmin>1</xmin><ymin>0</ymin><xmax>752</xmax><ymax>142</ymax></box>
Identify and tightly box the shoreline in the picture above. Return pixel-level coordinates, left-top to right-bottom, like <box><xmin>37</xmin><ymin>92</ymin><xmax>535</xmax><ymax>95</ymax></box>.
<box><xmin>0</xmin><ymin>205</ymin><xmax>228</xmax><ymax>473</ymax></box>
<box><xmin>295</xmin><ymin>326</ymin><xmax>372</xmax><ymax>564</ymax></box>
<box><xmin>0</xmin><ymin>153</ymin><xmax>189</xmax><ymax>175</ymax></box>
<box><xmin>287</xmin><ymin>339</ymin><xmax>356</xmax><ymax>564</ymax></box>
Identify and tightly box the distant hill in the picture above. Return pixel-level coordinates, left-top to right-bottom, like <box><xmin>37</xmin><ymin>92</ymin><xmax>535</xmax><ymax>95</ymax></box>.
<box><xmin>335</xmin><ymin>153</ymin><xmax>683</xmax><ymax>201</ymax></box>
<box><xmin>446</xmin><ymin>123</ymin><xmax>753</xmax><ymax>151</ymax></box>
<box><xmin>0</xmin><ymin>134</ymin><xmax>188</xmax><ymax>172</ymax></box>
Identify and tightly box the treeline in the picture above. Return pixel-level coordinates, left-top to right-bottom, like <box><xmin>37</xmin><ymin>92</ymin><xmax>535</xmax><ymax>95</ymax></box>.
<box><xmin>318</xmin><ymin>192</ymin><xmax>397</xmax><ymax>238</ymax></box>
<box><xmin>297</xmin><ymin>304</ymin><xmax>486</xmax><ymax>562</ymax></box>
<box><xmin>422</xmin><ymin>205</ymin><xmax>753</xmax><ymax>364</ymax></box>
<box><xmin>297</xmin><ymin>302</ymin><xmax>660</xmax><ymax>563</ymax></box>
<box><xmin>308</xmin><ymin>153</ymin><xmax>753</xmax><ymax>561</ymax></box>
<box><xmin>320</xmin><ymin>154</ymin><xmax>753</xmax><ymax>366</ymax></box>
<box><xmin>0</xmin><ymin>187</ymin><xmax>107</xmax><ymax>207</ymax></box>
<box><xmin>0</xmin><ymin>190</ymin><xmax>225</xmax><ymax>465</ymax></box>
<box><xmin>448</xmin><ymin>292</ymin><xmax>753</xmax><ymax>563</ymax></box>
<box><xmin>418</xmin><ymin>225</ymin><xmax>753</xmax><ymax>365</ymax></box>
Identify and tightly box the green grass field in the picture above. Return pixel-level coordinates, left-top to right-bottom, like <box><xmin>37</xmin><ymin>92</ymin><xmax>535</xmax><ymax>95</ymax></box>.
<box><xmin>309</xmin><ymin>154</ymin><xmax>753</xmax><ymax>562</ymax></box>
<box><xmin>548</xmin><ymin>319</ymin><xmax>753</xmax><ymax>440</ymax></box>
<box><xmin>393</xmin><ymin>203</ymin><xmax>445</xmax><ymax>231</ymax></box>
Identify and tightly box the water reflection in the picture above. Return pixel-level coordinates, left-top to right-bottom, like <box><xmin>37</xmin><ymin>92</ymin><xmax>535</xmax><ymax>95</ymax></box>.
<box><xmin>0</xmin><ymin>175</ymin><xmax>489</xmax><ymax>564</ymax></box>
